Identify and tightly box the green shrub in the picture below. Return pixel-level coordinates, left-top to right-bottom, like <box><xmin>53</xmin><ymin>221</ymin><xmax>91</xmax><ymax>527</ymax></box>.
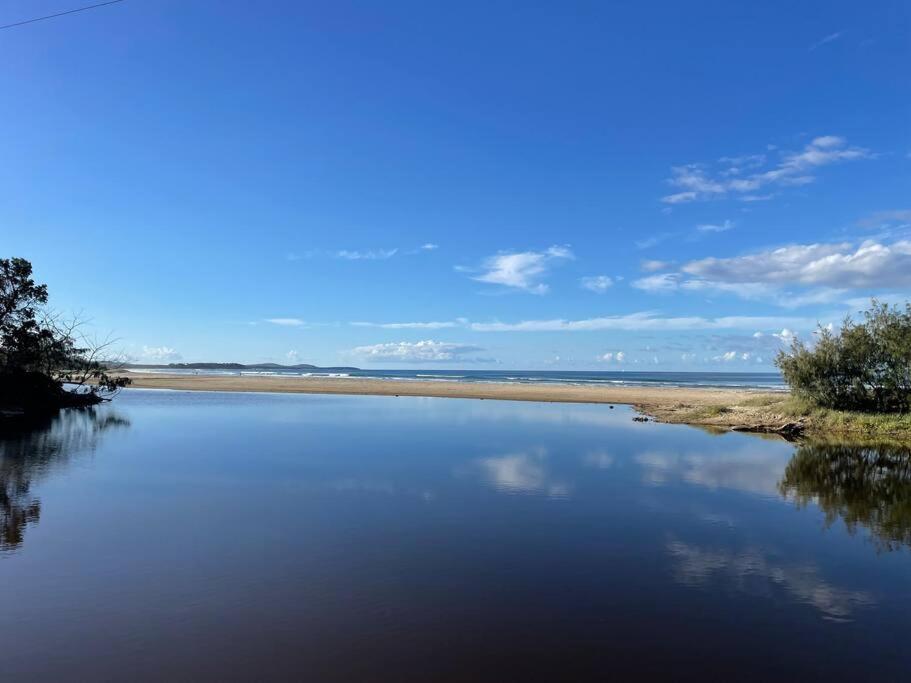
<box><xmin>776</xmin><ymin>301</ymin><xmax>911</xmax><ymax>413</ymax></box>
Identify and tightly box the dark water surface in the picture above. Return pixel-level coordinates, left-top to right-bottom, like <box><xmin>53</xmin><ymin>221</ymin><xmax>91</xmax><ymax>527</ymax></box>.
<box><xmin>1</xmin><ymin>390</ymin><xmax>909</xmax><ymax>681</ymax></box>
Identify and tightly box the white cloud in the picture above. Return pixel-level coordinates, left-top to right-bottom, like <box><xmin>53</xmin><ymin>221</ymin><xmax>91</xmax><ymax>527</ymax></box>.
<box><xmin>470</xmin><ymin>312</ymin><xmax>816</xmax><ymax>332</ymax></box>
<box><xmin>809</xmin><ymin>31</ymin><xmax>844</xmax><ymax>51</ymax></box>
<box><xmin>683</xmin><ymin>239</ymin><xmax>911</xmax><ymax>288</ymax></box>
<box><xmin>631</xmin><ymin>273</ymin><xmax>681</xmax><ymax>293</ymax></box>
<box><xmin>641</xmin><ymin>259</ymin><xmax>671</xmax><ymax>272</ymax></box>
<box><xmin>286</xmin><ymin>350</ymin><xmax>300</xmax><ymax>362</ymax></box>
<box><xmin>696</xmin><ymin>219</ymin><xmax>734</xmax><ymax>233</ymax></box>
<box><xmin>753</xmin><ymin>330</ymin><xmax>800</xmax><ymax>342</ymax></box>
<box><xmin>598</xmin><ymin>351</ymin><xmax>625</xmax><ymax>363</ymax></box>
<box><xmin>350</xmin><ymin>320</ymin><xmax>460</xmax><ymax>329</ymax></box>
<box><xmin>776</xmin><ymin>328</ymin><xmax>796</xmax><ymax>340</ymax></box>
<box><xmin>661</xmin><ymin>136</ymin><xmax>871</xmax><ymax>204</ymax></box>
<box><xmin>844</xmin><ymin>293</ymin><xmax>910</xmax><ymax>310</ymax></box>
<box><xmin>336</xmin><ymin>248</ymin><xmax>398</xmax><ymax>260</ymax></box>
<box><xmin>632</xmin><ymin>259</ymin><xmax>851</xmax><ymax>308</ymax></box>
<box><xmin>350</xmin><ymin>340</ymin><xmax>491</xmax><ymax>363</ymax></box>
<box><xmin>662</xmin><ymin>191</ymin><xmax>699</xmax><ymax>205</ymax></box>
<box><xmin>580</xmin><ymin>275</ymin><xmax>613</xmax><ymax>293</ymax></box>
<box><xmin>265</xmin><ymin>318</ymin><xmax>306</xmax><ymax>326</ymax></box>
<box><xmin>712</xmin><ymin>350</ymin><xmax>760</xmax><ymax>363</ymax></box>
<box><xmin>469</xmin><ymin>245</ymin><xmax>573</xmax><ymax>294</ymax></box>
<box><xmin>141</xmin><ymin>345</ymin><xmax>182</xmax><ymax>362</ymax></box>
<box><xmin>420</xmin><ymin>243</ymin><xmax>439</xmax><ymax>251</ymax></box>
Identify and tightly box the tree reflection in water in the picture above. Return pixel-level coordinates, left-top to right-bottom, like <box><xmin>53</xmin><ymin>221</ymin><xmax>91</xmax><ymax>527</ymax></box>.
<box><xmin>0</xmin><ymin>407</ymin><xmax>129</xmax><ymax>551</ymax></box>
<box><xmin>779</xmin><ymin>442</ymin><xmax>911</xmax><ymax>551</ymax></box>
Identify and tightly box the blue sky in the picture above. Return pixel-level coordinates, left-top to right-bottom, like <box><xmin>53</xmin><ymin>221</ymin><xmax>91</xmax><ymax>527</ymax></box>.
<box><xmin>3</xmin><ymin>0</ymin><xmax>910</xmax><ymax>369</ymax></box>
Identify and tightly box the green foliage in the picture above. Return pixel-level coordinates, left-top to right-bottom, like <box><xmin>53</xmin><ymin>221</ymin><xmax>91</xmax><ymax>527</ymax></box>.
<box><xmin>0</xmin><ymin>257</ymin><xmax>130</xmax><ymax>410</ymax></box>
<box><xmin>775</xmin><ymin>300</ymin><xmax>911</xmax><ymax>413</ymax></box>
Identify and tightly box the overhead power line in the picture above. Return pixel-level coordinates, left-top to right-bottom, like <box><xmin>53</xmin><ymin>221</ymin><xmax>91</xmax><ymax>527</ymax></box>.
<box><xmin>0</xmin><ymin>0</ymin><xmax>125</xmax><ymax>31</ymax></box>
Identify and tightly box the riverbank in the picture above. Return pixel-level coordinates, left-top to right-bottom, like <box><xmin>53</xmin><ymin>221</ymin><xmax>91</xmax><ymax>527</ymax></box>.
<box><xmin>117</xmin><ymin>372</ymin><xmax>911</xmax><ymax>440</ymax></box>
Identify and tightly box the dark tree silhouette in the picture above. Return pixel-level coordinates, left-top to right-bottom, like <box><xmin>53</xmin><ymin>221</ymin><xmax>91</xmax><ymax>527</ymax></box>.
<box><xmin>1</xmin><ymin>257</ymin><xmax>130</xmax><ymax>416</ymax></box>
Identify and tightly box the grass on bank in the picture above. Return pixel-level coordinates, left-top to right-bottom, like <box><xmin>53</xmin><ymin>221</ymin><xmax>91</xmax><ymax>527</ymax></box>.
<box><xmin>738</xmin><ymin>394</ymin><xmax>911</xmax><ymax>438</ymax></box>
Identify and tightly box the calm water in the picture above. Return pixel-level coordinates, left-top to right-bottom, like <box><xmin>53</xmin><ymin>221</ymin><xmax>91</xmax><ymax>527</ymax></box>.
<box><xmin>128</xmin><ymin>368</ymin><xmax>788</xmax><ymax>389</ymax></box>
<box><xmin>1</xmin><ymin>390</ymin><xmax>909</xmax><ymax>681</ymax></box>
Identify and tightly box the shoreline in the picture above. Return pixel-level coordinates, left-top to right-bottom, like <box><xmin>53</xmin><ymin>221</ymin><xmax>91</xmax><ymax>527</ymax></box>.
<box><xmin>119</xmin><ymin>371</ymin><xmax>768</xmax><ymax>406</ymax></box>
<box><xmin>118</xmin><ymin>372</ymin><xmax>799</xmax><ymax>434</ymax></box>
<box><xmin>116</xmin><ymin>372</ymin><xmax>911</xmax><ymax>441</ymax></box>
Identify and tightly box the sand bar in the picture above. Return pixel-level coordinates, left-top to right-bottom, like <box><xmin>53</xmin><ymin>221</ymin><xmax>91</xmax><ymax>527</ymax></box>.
<box><xmin>120</xmin><ymin>372</ymin><xmax>770</xmax><ymax>410</ymax></box>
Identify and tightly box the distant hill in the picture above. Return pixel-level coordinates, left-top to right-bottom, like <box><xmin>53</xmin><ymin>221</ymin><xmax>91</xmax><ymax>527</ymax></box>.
<box><xmin>124</xmin><ymin>362</ymin><xmax>361</xmax><ymax>372</ymax></box>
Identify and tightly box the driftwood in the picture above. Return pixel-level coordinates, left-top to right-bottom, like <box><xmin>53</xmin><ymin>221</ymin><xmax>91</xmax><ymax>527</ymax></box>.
<box><xmin>730</xmin><ymin>420</ymin><xmax>805</xmax><ymax>436</ymax></box>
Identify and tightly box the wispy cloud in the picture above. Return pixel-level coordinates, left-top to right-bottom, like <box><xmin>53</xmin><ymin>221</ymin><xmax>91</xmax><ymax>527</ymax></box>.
<box><xmin>350</xmin><ymin>320</ymin><xmax>462</xmax><ymax>329</ymax></box>
<box><xmin>349</xmin><ymin>340</ymin><xmax>492</xmax><ymax>363</ymax></box>
<box><xmin>466</xmin><ymin>245</ymin><xmax>573</xmax><ymax>294</ymax></box>
<box><xmin>468</xmin><ymin>312</ymin><xmax>818</xmax><ymax>333</ymax></box>
<box><xmin>292</xmin><ymin>245</ymin><xmax>439</xmax><ymax>260</ymax></box>
<box><xmin>809</xmin><ymin>31</ymin><xmax>844</xmax><ymax>52</ymax></box>
<box><xmin>635</xmin><ymin>233</ymin><xmax>673</xmax><ymax>249</ymax></box>
<box><xmin>696</xmin><ymin>219</ymin><xmax>734</xmax><ymax>233</ymax></box>
<box><xmin>857</xmin><ymin>209</ymin><xmax>911</xmax><ymax>230</ymax></box>
<box><xmin>336</xmin><ymin>248</ymin><xmax>398</xmax><ymax>260</ymax></box>
<box><xmin>631</xmin><ymin>273</ymin><xmax>682</xmax><ymax>293</ymax></box>
<box><xmin>661</xmin><ymin>136</ymin><xmax>871</xmax><ymax>204</ymax></box>
<box><xmin>141</xmin><ymin>345</ymin><xmax>182</xmax><ymax>362</ymax></box>
<box><xmin>265</xmin><ymin>318</ymin><xmax>306</xmax><ymax>326</ymax></box>
<box><xmin>580</xmin><ymin>275</ymin><xmax>613</xmax><ymax>293</ymax></box>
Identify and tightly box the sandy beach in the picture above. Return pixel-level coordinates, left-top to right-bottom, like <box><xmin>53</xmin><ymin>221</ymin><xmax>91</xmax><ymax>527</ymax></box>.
<box><xmin>120</xmin><ymin>371</ymin><xmax>779</xmax><ymax>420</ymax></box>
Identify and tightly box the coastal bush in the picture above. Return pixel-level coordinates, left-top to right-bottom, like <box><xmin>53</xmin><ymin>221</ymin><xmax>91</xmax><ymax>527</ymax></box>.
<box><xmin>775</xmin><ymin>301</ymin><xmax>911</xmax><ymax>413</ymax></box>
<box><xmin>1</xmin><ymin>257</ymin><xmax>130</xmax><ymax>415</ymax></box>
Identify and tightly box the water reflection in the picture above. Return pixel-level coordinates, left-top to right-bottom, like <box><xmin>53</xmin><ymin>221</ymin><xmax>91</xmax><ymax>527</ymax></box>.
<box><xmin>1</xmin><ymin>391</ymin><xmax>909</xmax><ymax>679</ymax></box>
<box><xmin>634</xmin><ymin>443</ymin><xmax>792</xmax><ymax>496</ymax></box>
<box><xmin>475</xmin><ymin>448</ymin><xmax>571</xmax><ymax>498</ymax></box>
<box><xmin>666</xmin><ymin>540</ymin><xmax>875</xmax><ymax>621</ymax></box>
<box><xmin>0</xmin><ymin>407</ymin><xmax>129</xmax><ymax>551</ymax></box>
<box><xmin>780</xmin><ymin>442</ymin><xmax>911</xmax><ymax>551</ymax></box>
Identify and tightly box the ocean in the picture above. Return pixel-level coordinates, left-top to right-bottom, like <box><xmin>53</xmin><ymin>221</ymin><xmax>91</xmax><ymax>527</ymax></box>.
<box><xmin>126</xmin><ymin>368</ymin><xmax>788</xmax><ymax>389</ymax></box>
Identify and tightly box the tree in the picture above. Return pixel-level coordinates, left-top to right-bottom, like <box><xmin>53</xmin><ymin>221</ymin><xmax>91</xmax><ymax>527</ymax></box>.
<box><xmin>0</xmin><ymin>257</ymin><xmax>130</xmax><ymax>415</ymax></box>
<box><xmin>775</xmin><ymin>300</ymin><xmax>911</xmax><ymax>413</ymax></box>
